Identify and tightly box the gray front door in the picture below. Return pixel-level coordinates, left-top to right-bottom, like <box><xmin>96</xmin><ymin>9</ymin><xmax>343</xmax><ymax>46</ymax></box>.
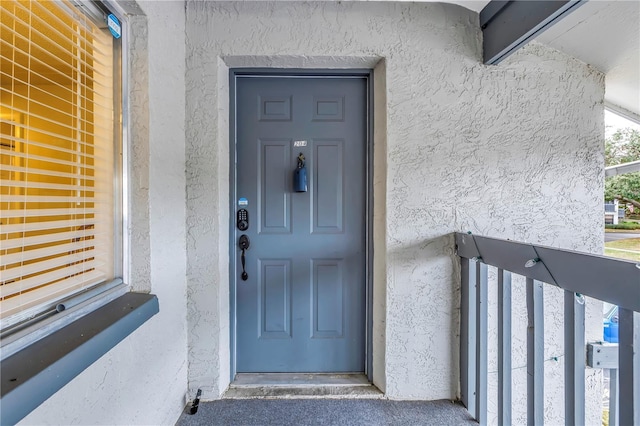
<box><xmin>234</xmin><ymin>74</ymin><xmax>367</xmax><ymax>372</ymax></box>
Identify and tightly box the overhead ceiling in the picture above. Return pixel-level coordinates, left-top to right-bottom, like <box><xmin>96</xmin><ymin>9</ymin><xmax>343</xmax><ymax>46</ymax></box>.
<box><xmin>449</xmin><ymin>0</ymin><xmax>640</xmax><ymax>120</ymax></box>
<box><xmin>535</xmin><ymin>0</ymin><xmax>639</xmax><ymax>119</ymax></box>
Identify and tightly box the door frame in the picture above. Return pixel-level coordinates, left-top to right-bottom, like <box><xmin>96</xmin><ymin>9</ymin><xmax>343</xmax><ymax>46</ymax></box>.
<box><xmin>228</xmin><ymin>69</ymin><xmax>374</xmax><ymax>381</ymax></box>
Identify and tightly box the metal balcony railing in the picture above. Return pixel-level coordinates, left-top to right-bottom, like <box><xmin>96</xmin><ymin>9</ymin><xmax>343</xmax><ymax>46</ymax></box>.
<box><xmin>455</xmin><ymin>232</ymin><xmax>640</xmax><ymax>426</ymax></box>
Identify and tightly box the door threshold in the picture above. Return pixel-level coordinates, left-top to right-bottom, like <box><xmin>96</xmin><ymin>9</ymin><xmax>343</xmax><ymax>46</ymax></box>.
<box><xmin>225</xmin><ymin>373</ymin><xmax>383</xmax><ymax>399</ymax></box>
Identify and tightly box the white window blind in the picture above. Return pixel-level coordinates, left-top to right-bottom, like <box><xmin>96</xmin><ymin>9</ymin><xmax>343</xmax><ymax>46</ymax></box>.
<box><xmin>1</xmin><ymin>0</ymin><xmax>115</xmax><ymax>327</ymax></box>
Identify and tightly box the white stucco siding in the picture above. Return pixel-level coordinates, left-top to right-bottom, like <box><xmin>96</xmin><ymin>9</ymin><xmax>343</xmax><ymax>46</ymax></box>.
<box><xmin>471</xmin><ymin>45</ymin><xmax>605</xmax><ymax>425</ymax></box>
<box><xmin>186</xmin><ymin>4</ymin><xmax>604</xmax><ymax>424</ymax></box>
<box><xmin>185</xmin><ymin>0</ymin><xmax>490</xmax><ymax>399</ymax></box>
<box><xmin>17</xmin><ymin>0</ymin><xmax>605</xmax><ymax>424</ymax></box>
<box><xmin>19</xmin><ymin>2</ymin><xmax>189</xmax><ymax>425</ymax></box>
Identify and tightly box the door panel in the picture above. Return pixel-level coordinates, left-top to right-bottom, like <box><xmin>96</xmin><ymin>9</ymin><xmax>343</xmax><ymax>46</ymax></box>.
<box><xmin>259</xmin><ymin>141</ymin><xmax>291</xmax><ymax>233</ymax></box>
<box><xmin>235</xmin><ymin>75</ymin><xmax>367</xmax><ymax>373</ymax></box>
<box><xmin>312</xmin><ymin>259</ymin><xmax>344</xmax><ymax>338</ymax></box>
<box><xmin>259</xmin><ymin>259</ymin><xmax>291</xmax><ymax>338</ymax></box>
<box><xmin>313</xmin><ymin>140</ymin><xmax>343</xmax><ymax>233</ymax></box>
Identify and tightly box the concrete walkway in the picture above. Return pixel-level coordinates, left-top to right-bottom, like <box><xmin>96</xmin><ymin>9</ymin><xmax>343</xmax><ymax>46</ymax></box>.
<box><xmin>175</xmin><ymin>399</ymin><xmax>476</xmax><ymax>426</ymax></box>
<box><xmin>605</xmin><ymin>231</ymin><xmax>640</xmax><ymax>242</ymax></box>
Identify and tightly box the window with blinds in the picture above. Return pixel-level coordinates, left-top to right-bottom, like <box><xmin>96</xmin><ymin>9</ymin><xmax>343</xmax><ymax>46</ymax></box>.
<box><xmin>1</xmin><ymin>0</ymin><xmax>117</xmax><ymax>329</ymax></box>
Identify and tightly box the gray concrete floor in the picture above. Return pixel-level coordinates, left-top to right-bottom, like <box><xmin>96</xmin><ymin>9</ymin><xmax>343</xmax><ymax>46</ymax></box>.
<box><xmin>175</xmin><ymin>399</ymin><xmax>476</xmax><ymax>426</ymax></box>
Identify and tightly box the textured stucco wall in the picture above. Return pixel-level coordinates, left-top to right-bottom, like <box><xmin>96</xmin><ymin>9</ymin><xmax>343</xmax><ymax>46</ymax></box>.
<box><xmin>16</xmin><ymin>1</ymin><xmax>605</xmax><ymax>424</ymax></box>
<box><xmin>19</xmin><ymin>2</ymin><xmax>189</xmax><ymax>425</ymax></box>
<box><xmin>185</xmin><ymin>2</ymin><xmax>604</xmax><ymax>425</ymax></box>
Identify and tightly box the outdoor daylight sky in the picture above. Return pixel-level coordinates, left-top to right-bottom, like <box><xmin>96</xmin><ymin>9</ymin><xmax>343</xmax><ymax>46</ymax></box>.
<box><xmin>605</xmin><ymin>109</ymin><xmax>640</xmax><ymax>136</ymax></box>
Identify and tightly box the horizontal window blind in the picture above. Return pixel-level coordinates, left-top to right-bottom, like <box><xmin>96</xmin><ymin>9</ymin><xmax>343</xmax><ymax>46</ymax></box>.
<box><xmin>1</xmin><ymin>0</ymin><xmax>115</xmax><ymax>327</ymax></box>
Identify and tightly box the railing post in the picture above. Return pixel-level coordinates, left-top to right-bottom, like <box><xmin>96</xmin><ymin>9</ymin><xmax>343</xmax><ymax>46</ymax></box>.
<box><xmin>618</xmin><ymin>308</ymin><xmax>639</xmax><ymax>426</ymax></box>
<box><xmin>564</xmin><ymin>291</ymin><xmax>585</xmax><ymax>426</ymax></box>
<box><xmin>460</xmin><ymin>257</ymin><xmax>477</xmax><ymax>415</ymax></box>
<box><xmin>527</xmin><ymin>278</ymin><xmax>544</xmax><ymax>426</ymax></box>
<box><xmin>610</xmin><ymin>368</ymin><xmax>619</xmax><ymax>426</ymax></box>
<box><xmin>454</xmin><ymin>232</ymin><xmax>640</xmax><ymax>426</ymax></box>
<box><xmin>476</xmin><ymin>261</ymin><xmax>488</xmax><ymax>426</ymax></box>
<box><xmin>498</xmin><ymin>269</ymin><xmax>512</xmax><ymax>426</ymax></box>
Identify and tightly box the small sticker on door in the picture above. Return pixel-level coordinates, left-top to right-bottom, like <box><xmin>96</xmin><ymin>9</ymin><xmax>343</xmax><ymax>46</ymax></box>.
<box><xmin>294</xmin><ymin>140</ymin><xmax>307</xmax><ymax>147</ymax></box>
<box><xmin>238</xmin><ymin>198</ymin><xmax>248</xmax><ymax>206</ymax></box>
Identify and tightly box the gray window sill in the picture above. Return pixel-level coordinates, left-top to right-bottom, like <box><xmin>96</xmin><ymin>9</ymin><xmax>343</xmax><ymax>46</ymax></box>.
<box><xmin>0</xmin><ymin>293</ymin><xmax>159</xmax><ymax>425</ymax></box>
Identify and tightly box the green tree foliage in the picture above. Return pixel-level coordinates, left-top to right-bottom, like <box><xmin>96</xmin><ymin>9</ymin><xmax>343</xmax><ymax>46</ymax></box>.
<box><xmin>605</xmin><ymin>128</ymin><xmax>640</xmax><ymax>208</ymax></box>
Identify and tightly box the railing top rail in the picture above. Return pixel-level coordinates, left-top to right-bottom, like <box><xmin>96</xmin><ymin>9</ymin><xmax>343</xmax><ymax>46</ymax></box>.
<box><xmin>455</xmin><ymin>232</ymin><xmax>640</xmax><ymax>312</ymax></box>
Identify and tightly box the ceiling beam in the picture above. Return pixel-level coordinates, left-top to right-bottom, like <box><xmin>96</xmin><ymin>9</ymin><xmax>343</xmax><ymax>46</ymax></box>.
<box><xmin>605</xmin><ymin>160</ymin><xmax>640</xmax><ymax>177</ymax></box>
<box><xmin>606</xmin><ymin>103</ymin><xmax>640</xmax><ymax>127</ymax></box>
<box><xmin>481</xmin><ymin>0</ymin><xmax>587</xmax><ymax>65</ymax></box>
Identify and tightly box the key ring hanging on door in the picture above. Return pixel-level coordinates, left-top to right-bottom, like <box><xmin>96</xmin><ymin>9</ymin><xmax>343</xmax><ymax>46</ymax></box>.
<box><xmin>294</xmin><ymin>153</ymin><xmax>307</xmax><ymax>192</ymax></box>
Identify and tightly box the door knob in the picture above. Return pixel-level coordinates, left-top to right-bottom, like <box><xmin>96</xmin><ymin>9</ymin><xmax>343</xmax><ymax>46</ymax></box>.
<box><xmin>239</xmin><ymin>235</ymin><xmax>250</xmax><ymax>250</ymax></box>
<box><xmin>239</xmin><ymin>235</ymin><xmax>250</xmax><ymax>280</ymax></box>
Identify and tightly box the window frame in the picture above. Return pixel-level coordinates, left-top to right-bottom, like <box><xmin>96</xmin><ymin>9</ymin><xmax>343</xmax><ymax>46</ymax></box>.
<box><xmin>0</xmin><ymin>3</ymin><xmax>158</xmax><ymax>423</ymax></box>
<box><xmin>0</xmin><ymin>0</ymin><xmax>127</xmax><ymax>347</ymax></box>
